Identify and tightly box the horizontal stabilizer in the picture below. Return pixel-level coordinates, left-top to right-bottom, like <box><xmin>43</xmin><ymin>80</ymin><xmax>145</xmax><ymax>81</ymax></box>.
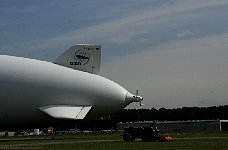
<box><xmin>39</xmin><ymin>105</ymin><xmax>92</xmax><ymax>120</ymax></box>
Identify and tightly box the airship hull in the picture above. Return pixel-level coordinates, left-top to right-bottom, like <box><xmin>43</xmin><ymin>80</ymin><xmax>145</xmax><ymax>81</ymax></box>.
<box><xmin>0</xmin><ymin>55</ymin><xmax>127</xmax><ymax>128</ymax></box>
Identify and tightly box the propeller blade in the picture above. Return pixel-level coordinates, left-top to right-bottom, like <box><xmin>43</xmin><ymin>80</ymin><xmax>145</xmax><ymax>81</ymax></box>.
<box><xmin>136</xmin><ymin>89</ymin><xmax>143</xmax><ymax>106</ymax></box>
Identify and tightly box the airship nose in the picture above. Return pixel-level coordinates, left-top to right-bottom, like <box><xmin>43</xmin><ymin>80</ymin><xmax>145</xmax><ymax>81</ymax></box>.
<box><xmin>125</xmin><ymin>92</ymin><xmax>143</xmax><ymax>105</ymax></box>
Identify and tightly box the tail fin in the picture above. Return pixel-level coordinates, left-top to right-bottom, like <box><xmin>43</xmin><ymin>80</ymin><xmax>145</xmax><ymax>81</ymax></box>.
<box><xmin>54</xmin><ymin>44</ymin><xmax>101</xmax><ymax>74</ymax></box>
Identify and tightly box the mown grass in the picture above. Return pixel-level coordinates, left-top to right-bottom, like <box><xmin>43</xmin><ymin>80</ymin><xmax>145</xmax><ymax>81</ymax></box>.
<box><xmin>0</xmin><ymin>132</ymin><xmax>228</xmax><ymax>150</ymax></box>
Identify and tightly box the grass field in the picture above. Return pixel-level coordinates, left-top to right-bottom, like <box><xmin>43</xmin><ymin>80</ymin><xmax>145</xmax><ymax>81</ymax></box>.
<box><xmin>0</xmin><ymin>132</ymin><xmax>228</xmax><ymax>150</ymax></box>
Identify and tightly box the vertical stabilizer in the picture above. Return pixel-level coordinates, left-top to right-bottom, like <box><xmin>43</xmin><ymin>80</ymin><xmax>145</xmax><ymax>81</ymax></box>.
<box><xmin>54</xmin><ymin>44</ymin><xmax>101</xmax><ymax>74</ymax></box>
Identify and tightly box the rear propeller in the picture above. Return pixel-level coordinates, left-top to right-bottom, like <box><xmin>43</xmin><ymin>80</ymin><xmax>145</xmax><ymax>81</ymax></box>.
<box><xmin>135</xmin><ymin>90</ymin><xmax>143</xmax><ymax>106</ymax></box>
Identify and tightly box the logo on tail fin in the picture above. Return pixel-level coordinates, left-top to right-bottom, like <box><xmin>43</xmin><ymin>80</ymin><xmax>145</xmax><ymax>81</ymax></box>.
<box><xmin>70</xmin><ymin>50</ymin><xmax>90</xmax><ymax>66</ymax></box>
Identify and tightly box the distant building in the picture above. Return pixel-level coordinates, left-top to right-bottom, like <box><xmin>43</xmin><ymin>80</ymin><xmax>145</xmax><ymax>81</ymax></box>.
<box><xmin>0</xmin><ymin>132</ymin><xmax>16</xmax><ymax>136</ymax></box>
<box><xmin>117</xmin><ymin>120</ymin><xmax>228</xmax><ymax>133</ymax></box>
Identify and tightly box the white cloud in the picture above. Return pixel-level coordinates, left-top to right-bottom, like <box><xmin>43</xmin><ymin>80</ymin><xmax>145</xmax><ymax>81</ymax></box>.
<box><xmin>4</xmin><ymin>0</ymin><xmax>228</xmax><ymax>57</ymax></box>
<box><xmin>176</xmin><ymin>31</ymin><xmax>194</xmax><ymax>39</ymax></box>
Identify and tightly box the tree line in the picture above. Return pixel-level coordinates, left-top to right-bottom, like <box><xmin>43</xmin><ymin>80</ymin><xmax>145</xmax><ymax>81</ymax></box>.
<box><xmin>112</xmin><ymin>105</ymin><xmax>228</xmax><ymax>123</ymax></box>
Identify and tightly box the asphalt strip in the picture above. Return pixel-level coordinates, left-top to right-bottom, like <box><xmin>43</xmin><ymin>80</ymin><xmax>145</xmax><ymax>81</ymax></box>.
<box><xmin>0</xmin><ymin>139</ymin><xmax>120</xmax><ymax>148</ymax></box>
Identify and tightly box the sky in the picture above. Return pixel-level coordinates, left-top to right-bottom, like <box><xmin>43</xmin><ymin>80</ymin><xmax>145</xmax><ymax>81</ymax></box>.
<box><xmin>1</xmin><ymin>0</ymin><xmax>228</xmax><ymax>108</ymax></box>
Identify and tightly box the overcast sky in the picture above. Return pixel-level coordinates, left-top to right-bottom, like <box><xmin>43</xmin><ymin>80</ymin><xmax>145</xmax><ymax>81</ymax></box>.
<box><xmin>1</xmin><ymin>0</ymin><xmax>228</xmax><ymax>108</ymax></box>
